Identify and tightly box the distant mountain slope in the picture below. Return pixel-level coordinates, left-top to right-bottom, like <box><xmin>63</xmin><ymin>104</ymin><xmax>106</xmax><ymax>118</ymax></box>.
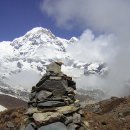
<box><xmin>0</xmin><ymin>94</ymin><xmax>27</xmax><ymax>109</ymax></box>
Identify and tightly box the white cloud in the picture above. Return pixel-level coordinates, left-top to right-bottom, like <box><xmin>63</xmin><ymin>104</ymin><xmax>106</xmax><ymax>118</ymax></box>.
<box><xmin>67</xmin><ymin>29</ymin><xmax>116</xmax><ymax>63</ymax></box>
<box><xmin>41</xmin><ymin>0</ymin><xmax>130</xmax><ymax>33</ymax></box>
<box><xmin>41</xmin><ymin>0</ymin><xmax>130</xmax><ymax>97</ymax></box>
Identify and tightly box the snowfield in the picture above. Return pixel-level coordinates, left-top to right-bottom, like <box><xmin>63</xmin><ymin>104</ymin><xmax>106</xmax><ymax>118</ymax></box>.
<box><xmin>0</xmin><ymin>105</ymin><xmax>7</xmax><ymax>112</ymax></box>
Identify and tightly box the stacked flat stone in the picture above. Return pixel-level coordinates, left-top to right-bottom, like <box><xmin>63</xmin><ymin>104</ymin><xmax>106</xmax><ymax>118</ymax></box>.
<box><xmin>24</xmin><ymin>62</ymin><xmax>87</xmax><ymax>130</ymax></box>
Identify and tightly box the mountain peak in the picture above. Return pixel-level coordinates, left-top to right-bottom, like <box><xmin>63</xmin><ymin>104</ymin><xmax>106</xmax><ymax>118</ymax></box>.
<box><xmin>26</xmin><ymin>27</ymin><xmax>49</xmax><ymax>34</ymax></box>
<box><xmin>69</xmin><ymin>37</ymin><xmax>78</xmax><ymax>42</ymax></box>
<box><xmin>25</xmin><ymin>27</ymin><xmax>55</xmax><ymax>38</ymax></box>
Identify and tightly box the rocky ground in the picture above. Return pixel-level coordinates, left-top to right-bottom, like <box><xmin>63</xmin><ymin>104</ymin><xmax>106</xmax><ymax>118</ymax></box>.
<box><xmin>0</xmin><ymin>107</ymin><xmax>26</xmax><ymax>130</ymax></box>
<box><xmin>0</xmin><ymin>96</ymin><xmax>130</xmax><ymax>129</ymax></box>
<box><xmin>84</xmin><ymin>96</ymin><xmax>130</xmax><ymax>130</ymax></box>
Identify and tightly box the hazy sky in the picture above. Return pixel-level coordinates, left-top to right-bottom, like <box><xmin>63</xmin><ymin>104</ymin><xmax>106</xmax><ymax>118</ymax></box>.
<box><xmin>0</xmin><ymin>0</ymin><xmax>83</xmax><ymax>41</ymax></box>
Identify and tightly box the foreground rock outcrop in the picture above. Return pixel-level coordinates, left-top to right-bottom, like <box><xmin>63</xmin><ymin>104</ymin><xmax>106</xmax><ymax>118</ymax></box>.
<box><xmin>23</xmin><ymin>62</ymin><xmax>87</xmax><ymax>130</ymax></box>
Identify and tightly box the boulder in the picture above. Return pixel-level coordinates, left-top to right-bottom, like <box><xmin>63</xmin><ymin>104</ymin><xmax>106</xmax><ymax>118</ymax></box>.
<box><xmin>36</xmin><ymin>90</ymin><xmax>52</xmax><ymax>101</ymax></box>
<box><xmin>25</xmin><ymin>107</ymin><xmax>39</xmax><ymax>115</ymax></box>
<box><xmin>45</xmin><ymin>97</ymin><xmax>64</xmax><ymax>102</ymax></box>
<box><xmin>39</xmin><ymin>80</ymin><xmax>68</xmax><ymax>96</ymax></box>
<box><xmin>64</xmin><ymin>97</ymin><xmax>74</xmax><ymax>104</ymax></box>
<box><xmin>33</xmin><ymin>112</ymin><xmax>63</xmax><ymax>124</ymax></box>
<box><xmin>46</xmin><ymin>62</ymin><xmax>62</xmax><ymax>74</ymax></box>
<box><xmin>67</xmin><ymin>80</ymin><xmax>76</xmax><ymax>90</ymax></box>
<box><xmin>66</xmin><ymin>87</ymin><xmax>74</xmax><ymax>94</ymax></box>
<box><xmin>65</xmin><ymin>116</ymin><xmax>73</xmax><ymax>125</ymax></box>
<box><xmin>56</xmin><ymin>105</ymin><xmax>79</xmax><ymax>115</ymax></box>
<box><xmin>38</xmin><ymin>122</ymin><xmax>68</xmax><ymax>130</ymax></box>
<box><xmin>78</xmin><ymin>109</ymin><xmax>84</xmax><ymax>116</ymax></box>
<box><xmin>73</xmin><ymin>113</ymin><xmax>81</xmax><ymax>124</ymax></box>
<box><xmin>37</xmin><ymin>101</ymin><xmax>65</xmax><ymax>107</ymax></box>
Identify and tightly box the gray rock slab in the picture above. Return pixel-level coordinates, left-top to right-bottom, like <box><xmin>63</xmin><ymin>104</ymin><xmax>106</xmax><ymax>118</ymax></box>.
<box><xmin>38</xmin><ymin>122</ymin><xmax>68</xmax><ymax>130</ymax></box>
<box><xmin>33</xmin><ymin>112</ymin><xmax>63</xmax><ymax>124</ymax></box>
<box><xmin>36</xmin><ymin>90</ymin><xmax>52</xmax><ymax>101</ymax></box>
<box><xmin>39</xmin><ymin>80</ymin><xmax>68</xmax><ymax>96</ymax></box>
<box><xmin>56</xmin><ymin>105</ymin><xmax>79</xmax><ymax>115</ymax></box>
<box><xmin>38</xmin><ymin>101</ymin><xmax>65</xmax><ymax>107</ymax></box>
<box><xmin>25</xmin><ymin>107</ymin><xmax>39</xmax><ymax>115</ymax></box>
<box><xmin>73</xmin><ymin>113</ymin><xmax>81</xmax><ymax>124</ymax></box>
<box><xmin>65</xmin><ymin>116</ymin><xmax>73</xmax><ymax>125</ymax></box>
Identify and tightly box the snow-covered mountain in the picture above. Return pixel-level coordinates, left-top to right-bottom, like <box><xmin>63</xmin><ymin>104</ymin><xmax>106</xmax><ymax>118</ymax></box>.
<box><xmin>0</xmin><ymin>27</ymin><xmax>107</xmax><ymax>100</ymax></box>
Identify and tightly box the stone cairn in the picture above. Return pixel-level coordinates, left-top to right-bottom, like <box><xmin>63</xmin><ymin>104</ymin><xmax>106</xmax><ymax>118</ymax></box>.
<box><xmin>24</xmin><ymin>62</ymin><xmax>87</xmax><ymax>130</ymax></box>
